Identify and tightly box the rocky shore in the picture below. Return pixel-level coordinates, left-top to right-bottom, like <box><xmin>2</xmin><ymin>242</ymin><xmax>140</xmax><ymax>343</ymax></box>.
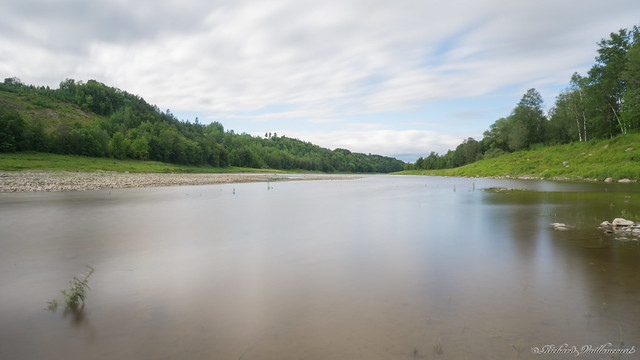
<box><xmin>551</xmin><ymin>217</ymin><xmax>640</xmax><ymax>241</ymax></box>
<box><xmin>0</xmin><ymin>171</ymin><xmax>345</xmax><ymax>192</ymax></box>
<box><xmin>469</xmin><ymin>174</ymin><xmax>639</xmax><ymax>183</ymax></box>
<box><xmin>599</xmin><ymin>218</ymin><xmax>640</xmax><ymax>240</ymax></box>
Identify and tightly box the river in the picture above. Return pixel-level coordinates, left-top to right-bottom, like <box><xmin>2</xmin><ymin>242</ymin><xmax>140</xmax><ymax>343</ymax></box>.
<box><xmin>1</xmin><ymin>175</ymin><xmax>638</xmax><ymax>359</ymax></box>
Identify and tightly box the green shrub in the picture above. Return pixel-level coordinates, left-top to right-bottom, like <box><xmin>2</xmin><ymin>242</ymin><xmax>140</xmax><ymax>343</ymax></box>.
<box><xmin>47</xmin><ymin>266</ymin><xmax>94</xmax><ymax>312</ymax></box>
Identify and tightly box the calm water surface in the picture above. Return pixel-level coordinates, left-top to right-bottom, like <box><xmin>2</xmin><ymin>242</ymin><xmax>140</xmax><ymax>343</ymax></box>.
<box><xmin>1</xmin><ymin>175</ymin><xmax>639</xmax><ymax>359</ymax></box>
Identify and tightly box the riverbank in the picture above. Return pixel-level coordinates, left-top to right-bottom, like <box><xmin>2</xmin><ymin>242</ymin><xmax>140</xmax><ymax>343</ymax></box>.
<box><xmin>397</xmin><ymin>133</ymin><xmax>640</xmax><ymax>182</ymax></box>
<box><xmin>0</xmin><ymin>171</ymin><xmax>351</xmax><ymax>192</ymax></box>
<box><xmin>0</xmin><ymin>152</ymin><xmax>290</xmax><ymax>174</ymax></box>
<box><xmin>406</xmin><ymin>173</ymin><xmax>639</xmax><ymax>183</ymax></box>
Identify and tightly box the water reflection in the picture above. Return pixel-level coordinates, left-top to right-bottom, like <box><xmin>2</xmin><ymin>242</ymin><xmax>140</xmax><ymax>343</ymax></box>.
<box><xmin>63</xmin><ymin>304</ymin><xmax>89</xmax><ymax>327</ymax></box>
<box><xmin>0</xmin><ymin>176</ymin><xmax>639</xmax><ymax>359</ymax></box>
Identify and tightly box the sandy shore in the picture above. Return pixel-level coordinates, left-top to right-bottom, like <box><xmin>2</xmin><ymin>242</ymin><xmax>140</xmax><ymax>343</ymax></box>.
<box><xmin>0</xmin><ymin>171</ymin><xmax>353</xmax><ymax>192</ymax></box>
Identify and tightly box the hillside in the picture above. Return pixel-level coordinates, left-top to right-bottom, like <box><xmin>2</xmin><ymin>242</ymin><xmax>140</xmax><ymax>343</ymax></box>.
<box><xmin>0</xmin><ymin>78</ymin><xmax>404</xmax><ymax>173</ymax></box>
<box><xmin>404</xmin><ymin>25</ymin><xmax>640</xmax><ymax>175</ymax></box>
<box><xmin>399</xmin><ymin>133</ymin><xmax>640</xmax><ymax>181</ymax></box>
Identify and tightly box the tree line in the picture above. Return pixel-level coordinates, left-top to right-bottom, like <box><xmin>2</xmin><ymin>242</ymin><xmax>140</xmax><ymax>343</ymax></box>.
<box><xmin>0</xmin><ymin>78</ymin><xmax>403</xmax><ymax>173</ymax></box>
<box><xmin>407</xmin><ymin>25</ymin><xmax>640</xmax><ymax>171</ymax></box>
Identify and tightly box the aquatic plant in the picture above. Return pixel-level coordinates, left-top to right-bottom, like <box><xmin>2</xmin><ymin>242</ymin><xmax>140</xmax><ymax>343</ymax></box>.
<box><xmin>46</xmin><ymin>266</ymin><xmax>94</xmax><ymax>312</ymax></box>
<box><xmin>584</xmin><ymin>311</ymin><xmax>591</xmax><ymax>327</ymax></box>
<box><xmin>511</xmin><ymin>339</ymin><xmax>523</xmax><ymax>357</ymax></box>
<box><xmin>62</xmin><ymin>276</ymin><xmax>90</xmax><ymax>309</ymax></box>
<box><xmin>46</xmin><ymin>299</ymin><xmax>59</xmax><ymax>311</ymax></box>
<box><xmin>462</xmin><ymin>320</ymin><xmax>469</xmax><ymax>333</ymax></box>
<box><xmin>433</xmin><ymin>338</ymin><xmax>444</xmax><ymax>356</ymax></box>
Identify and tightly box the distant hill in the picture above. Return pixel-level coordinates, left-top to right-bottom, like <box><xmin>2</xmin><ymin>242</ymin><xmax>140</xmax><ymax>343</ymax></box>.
<box><xmin>0</xmin><ymin>78</ymin><xmax>404</xmax><ymax>173</ymax></box>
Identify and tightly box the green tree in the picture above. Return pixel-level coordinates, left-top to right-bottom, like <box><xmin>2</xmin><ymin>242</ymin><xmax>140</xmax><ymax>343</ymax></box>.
<box><xmin>548</xmin><ymin>73</ymin><xmax>592</xmax><ymax>144</ymax></box>
<box><xmin>622</xmin><ymin>37</ymin><xmax>640</xmax><ymax>130</ymax></box>
<box><xmin>483</xmin><ymin>117</ymin><xmax>511</xmax><ymax>152</ymax></box>
<box><xmin>587</xmin><ymin>27</ymin><xmax>639</xmax><ymax>136</ymax></box>
<box><xmin>507</xmin><ymin>120</ymin><xmax>528</xmax><ymax>151</ymax></box>
<box><xmin>548</xmin><ymin>91</ymin><xmax>578</xmax><ymax>143</ymax></box>
<box><xmin>453</xmin><ymin>137</ymin><xmax>482</xmax><ymax>167</ymax></box>
<box><xmin>0</xmin><ymin>108</ymin><xmax>27</xmax><ymax>152</ymax></box>
<box><xmin>568</xmin><ymin>73</ymin><xmax>590</xmax><ymax>141</ymax></box>
<box><xmin>109</xmin><ymin>132</ymin><xmax>131</xmax><ymax>159</ymax></box>
<box><xmin>130</xmin><ymin>137</ymin><xmax>150</xmax><ymax>160</ymax></box>
<box><xmin>26</xmin><ymin>120</ymin><xmax>48</xmax><ymax>151</ymax></box>
<box><xmin>511</xmin><ymin>88</ymin><xmax>546</xmax><ymax>147</ymax></box>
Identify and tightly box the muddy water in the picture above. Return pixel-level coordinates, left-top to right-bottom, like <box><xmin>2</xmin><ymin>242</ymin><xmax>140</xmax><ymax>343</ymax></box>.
<box><xmin>0</xmin><ymin>176</ymin><xmax>638</xmax><ymax>360</ymax></box>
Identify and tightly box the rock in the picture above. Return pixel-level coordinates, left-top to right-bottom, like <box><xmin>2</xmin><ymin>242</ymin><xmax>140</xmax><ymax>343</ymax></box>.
<box><xmin>562</xmin><ymin>161</ymin><xmax>569</xmax><ymax>166</ymax></box>
<box><xmin>604</xmin><ymin>144</ymin><xmax>609</xmax><ymax>149</ymax></box>
<box><xmin>604</xmin><ymin>177</ymin><xmax>613</xmax><ymax>183</ymax></box>
<box><xmin>612</xmin><ymin>218</ymin><xmax>635</xmax><ymax>227</ymax></box>
<box><xmin>600</xmin><ymin>221</ymin><xmax>612</xmax><ymax>227</ymax></box>
<box><xmin>625</xmin><ymin>147</ymin><xmax>633</xmax><ymax>152</ymax></box>
<box><xmin>551</xmin><ymin>223</ymin><xmax>568</xmax><ymax>231</ymax></box>
<box><xmin>618</xmin><ymin>178</ymin><xmax>632</xmax><ymax>183</ymax></box>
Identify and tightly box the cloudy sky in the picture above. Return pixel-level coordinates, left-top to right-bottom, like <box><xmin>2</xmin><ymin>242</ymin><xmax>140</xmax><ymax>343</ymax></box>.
<box><xmin>1</xmin><ymin>0</ymin><xmax>639</xmax><ymax>161</ymax></box>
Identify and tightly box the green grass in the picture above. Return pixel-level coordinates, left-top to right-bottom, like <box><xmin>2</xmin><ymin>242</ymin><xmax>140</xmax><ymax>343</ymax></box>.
<box><xmin>397</xmin><ymin>133</ymin><xmax>640</xmax><ymax>181</ymax></box>
<box><xmin>0</xmin><ymin>152</ymin><xmax>292</xmax><ymax>174</ymax></box>
<box><xmin>1</xmin><ymin>91</ymin><xmax>104</xmax><ymax>132</ymax></box>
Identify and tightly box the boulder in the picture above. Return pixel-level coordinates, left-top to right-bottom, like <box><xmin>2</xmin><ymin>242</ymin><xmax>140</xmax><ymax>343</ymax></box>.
<box><xmin>600</xmin><ymin>221</ymin><xmax>612</xmax><ymax>227</ymax></box>
<box><xmin>618</xmin><ymin>178</ymin><xmax>633</xmax><ymax>183</ymax></box>
<box><xmin>625</xmin><ymin>147</ymin><xmax>633</xmax><ymax>152</ymax></box>
<box><xmin>612</xmin><ymin>218</ymin><xmax>635</xmax><ymax>227</ymax></box>
<box><xmin>604</xmin><ymin>177</ymin><xmax>613</xmax><ymax>183</ymax></box>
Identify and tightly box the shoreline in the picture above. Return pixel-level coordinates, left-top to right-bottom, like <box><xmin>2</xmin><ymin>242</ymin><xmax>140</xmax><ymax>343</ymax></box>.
<box><xmin>461</xmin><ymin>174</ymin><xmax>638</xmax><ymax>183</ymax></box>
<box><xmin>398</xmin><ymin>172</ymin><xmax>639</xmax><ymax>183</ymax></box>
<box><xmin>0</xmin><ymin>170</ymin><xmax>356</xmax><ymax>192</ymax></box>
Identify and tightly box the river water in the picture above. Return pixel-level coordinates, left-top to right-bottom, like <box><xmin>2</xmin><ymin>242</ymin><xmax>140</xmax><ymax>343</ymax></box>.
<box><xmin>1</xmin><ymin>175</ymin><xmax>638</xmax><ymax>359</ymax></box>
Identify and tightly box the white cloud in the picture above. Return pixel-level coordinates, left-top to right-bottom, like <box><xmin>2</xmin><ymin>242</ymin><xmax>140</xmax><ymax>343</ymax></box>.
<box><xmin>1</xmin><ymin>0</ymin><xmax>639</xmax><ymax>159</ymax></box>
<box><xmin>266</xmin><ymin>128</ymin><xmax>481</xmax><ymax>160</ymax></box>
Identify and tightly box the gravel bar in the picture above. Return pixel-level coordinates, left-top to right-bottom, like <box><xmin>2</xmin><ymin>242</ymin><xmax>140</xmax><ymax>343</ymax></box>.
<box><xmin>0</xmin><ymin>171</ymin><xmax>348</xmax><ymax>192</ymax></box>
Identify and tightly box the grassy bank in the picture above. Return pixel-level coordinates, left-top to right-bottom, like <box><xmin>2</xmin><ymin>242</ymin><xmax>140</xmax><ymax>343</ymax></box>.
<box><xmin>398</xmin><ymin>133</ymin><xmax>640</xmax><ymax>181</ymax></box>
<box><xmin>0</xmin><ymin>152</ymin><xmax>288</xmax><ymax>174</ymax></box>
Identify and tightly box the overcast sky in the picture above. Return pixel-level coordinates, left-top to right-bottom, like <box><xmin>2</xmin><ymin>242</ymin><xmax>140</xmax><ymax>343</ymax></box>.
<box><xmin>1</xmin><ymin>0</ymin><xmax>639</xmax><ymax>161</ymax></box>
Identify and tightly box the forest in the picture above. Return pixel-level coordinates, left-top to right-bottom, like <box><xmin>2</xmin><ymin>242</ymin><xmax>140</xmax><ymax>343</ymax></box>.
<box><xmin>407</xmin><ymin>25</ymin><xmax>640</xmax><ymax>171</ymax></box>
<box><xmin>0</xmin><ymin>78</ymin><xmax>404</xmax><ymax>173</ymax></box>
